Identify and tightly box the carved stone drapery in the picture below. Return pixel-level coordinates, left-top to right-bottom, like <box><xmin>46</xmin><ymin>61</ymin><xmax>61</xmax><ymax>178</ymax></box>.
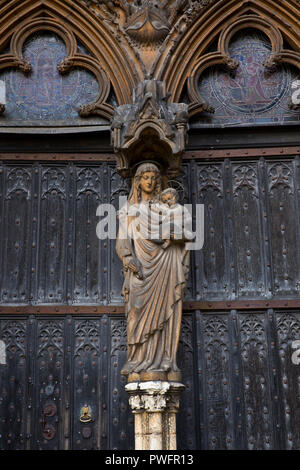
<box><xmin>111</xmin><ymin>79</ymin><xmax>188</xmax><ymax>178</ymax></box>
<box><xmin>112</xmin><ymin>76</ymin><xmax>190</xmax><ymax>448</ymax></box>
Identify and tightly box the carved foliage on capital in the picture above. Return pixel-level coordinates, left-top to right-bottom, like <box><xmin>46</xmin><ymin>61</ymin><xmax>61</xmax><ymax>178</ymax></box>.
<box><xmin>111</xmin><ymin>79</ymin><xmax>189</xmax><ymax>177</ymax></box>
<box><xmin>129</xmin><ymin>394</ymin><xmax>168</xmax><ymax>412</ymax></box>
<box><xmin>126</xmin><ymin>382</ymin><xmax>184</xmax><ymax>413</ymax></box>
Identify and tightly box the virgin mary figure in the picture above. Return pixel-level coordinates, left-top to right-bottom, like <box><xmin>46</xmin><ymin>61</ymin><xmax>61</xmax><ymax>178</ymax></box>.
<box><xmin>116</xmin><ymin>162</ymin><xmax>190</xmax><ymax>382</ymax></box>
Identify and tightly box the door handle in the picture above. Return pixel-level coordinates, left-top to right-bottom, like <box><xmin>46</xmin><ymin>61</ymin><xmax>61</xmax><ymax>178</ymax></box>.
<box><xmin>80</xmin><ymin>404</ymin><xmax>92</xmax><ymax>423</ymax></box>
<box><xmin>41</xmin><ymin>403</ymin><xmax>57</xmax><ymax>440</ymax></box>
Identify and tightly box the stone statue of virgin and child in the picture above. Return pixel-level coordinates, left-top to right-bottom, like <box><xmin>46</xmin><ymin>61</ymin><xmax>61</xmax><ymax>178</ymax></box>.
<box><xmin>116</xmin><ymin>162</ymin><xmax>193</xmax><ymax>382</ymax></box>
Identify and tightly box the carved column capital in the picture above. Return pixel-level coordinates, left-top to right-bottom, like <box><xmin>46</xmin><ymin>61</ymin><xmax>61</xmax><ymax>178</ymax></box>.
<box><xmin>125</xmin><ymin>380</ymin><xmax>185</xmax><ymax>413</ymax></box>
<box><xmin>125</xmin><ymin>381</ymin><xmax>185</xmax><ymax>450</ymax></box>
<box><xmin>129</xmin><ymin>394</ymin><xmax>168</xmax><ymax>412</ymax></box>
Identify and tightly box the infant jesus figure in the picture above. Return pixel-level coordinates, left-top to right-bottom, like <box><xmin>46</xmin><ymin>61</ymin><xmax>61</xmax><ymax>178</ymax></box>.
<box><xmin>152</xmin><ymin>187</ymin><xmax>194</xmax><ymax>249</ymax></box>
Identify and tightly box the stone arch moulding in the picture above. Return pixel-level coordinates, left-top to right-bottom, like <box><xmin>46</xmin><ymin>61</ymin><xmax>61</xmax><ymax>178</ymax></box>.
<box><xmin>187</xmin><ymin>14</ymin><xmax>300</xmax><ymax>118</ymax></box>
<box><xmin>151</xmin><ymin>0</ymin><xmax>300</xmax><ymax>105</ymax></box>
<box><xmin>0</xmin><ymin>0</ymin><xmax>146</xmax><ymax>117</ymax></box>
<box><xmin>0</xmin><ymin>16</ymin><xmax>114</xmax><ymax>119</ymax></box>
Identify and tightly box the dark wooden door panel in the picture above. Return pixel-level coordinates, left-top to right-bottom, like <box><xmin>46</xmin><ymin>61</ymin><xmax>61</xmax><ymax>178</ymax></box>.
<box><xmin>0</xmin><ymin>159</ymin><xmax>299</xmax><ymax>304</ymax></box>
<box><xmin>1</xmin><ymin>311</ymin><xmax>300</xmax><ymax>450</ymax></box>
<box><xmin>0</xmin><ymin>156</ymin><xmax>300</xmax><ymax>450</ymax></box>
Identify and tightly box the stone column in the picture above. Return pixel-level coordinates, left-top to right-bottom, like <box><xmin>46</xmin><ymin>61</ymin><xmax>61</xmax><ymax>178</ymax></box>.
<box><xmin>125</xmin><ymin>381</ymin><xmax>185</xmax><ymax>450</ymax></box>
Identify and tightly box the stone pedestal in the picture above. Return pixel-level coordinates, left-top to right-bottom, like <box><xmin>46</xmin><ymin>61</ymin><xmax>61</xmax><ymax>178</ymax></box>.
<box><xmin>125</xmin><ymin>381</ymin><xmax>185</xmax><ymax>450</ymax></box>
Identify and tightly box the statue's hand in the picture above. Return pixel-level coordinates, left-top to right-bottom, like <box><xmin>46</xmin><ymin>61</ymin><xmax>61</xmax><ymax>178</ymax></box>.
<box><xmin>127</xmin><ymin>259</ymin><xmax>143</xmax><ymax>278</ymax></box>
<box><xmin>128</xmin><ymin>261</ymin><xmax>139</xmax><ymax>274</ymax></box>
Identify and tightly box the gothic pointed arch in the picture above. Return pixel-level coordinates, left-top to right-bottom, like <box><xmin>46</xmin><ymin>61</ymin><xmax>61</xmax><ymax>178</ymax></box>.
<box><xmin>0</xmin><ymin>0</ymin><xmax>143</xmax><ymax>114</ymax></box>
<box><xmin>153</xmin><ymin>0</ymin><xmax>300</xmax><ymax>108</ymax></box>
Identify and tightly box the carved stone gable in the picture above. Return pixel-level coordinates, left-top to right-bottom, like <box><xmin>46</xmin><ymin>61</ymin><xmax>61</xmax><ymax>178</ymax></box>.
<box><xmin>111</xmin><ymin>79</ymin><xmax>188</xmax><ymax>177</ymax></box>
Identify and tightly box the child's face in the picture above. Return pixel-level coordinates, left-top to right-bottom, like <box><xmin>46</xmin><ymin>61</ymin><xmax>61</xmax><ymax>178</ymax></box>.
<box><xmin>161</xmin><ymin>192</ymin><xmax>177</xmax><ymax>207</ymax></box>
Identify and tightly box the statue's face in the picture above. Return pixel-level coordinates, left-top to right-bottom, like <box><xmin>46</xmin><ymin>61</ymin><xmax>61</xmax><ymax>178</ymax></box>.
<box><xmin>139</xmin><ymin>171</ymin><xmax>156</xmax><ymax>194</ymax></box>
<box><xmin>161</xmin><ymin>192</ymin><xmax>177</xmax><ymax>207</ymax></box>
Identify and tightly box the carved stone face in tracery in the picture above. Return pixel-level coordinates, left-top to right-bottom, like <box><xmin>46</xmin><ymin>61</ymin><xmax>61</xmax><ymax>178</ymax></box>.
<box><xmin>139</xmin><ymin>171</ymin><xmax>157</xmax><ymax>194</ymax></box>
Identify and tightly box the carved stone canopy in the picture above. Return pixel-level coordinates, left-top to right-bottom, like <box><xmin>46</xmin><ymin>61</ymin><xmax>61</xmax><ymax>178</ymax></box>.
<box><xmin>111</xmin><ymin>79</ymin><xmax>189</xmax><ymax>178</ymax></box>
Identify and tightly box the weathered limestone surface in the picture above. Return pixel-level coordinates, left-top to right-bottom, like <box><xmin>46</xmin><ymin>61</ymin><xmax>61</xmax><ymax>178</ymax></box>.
<box><xmin>111</xmin><ymin>79</ymin><xmax>189</xmax><ymax>178</ymax></box>
<box><xmin>125</xmin><ymin>381</ymin><xmax>185</xmax><ymax>450</ymax></box>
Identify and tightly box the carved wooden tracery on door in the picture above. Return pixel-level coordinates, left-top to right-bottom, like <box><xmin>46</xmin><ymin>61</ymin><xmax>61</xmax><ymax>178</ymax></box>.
<box><xmin>1</xmin><ymin>0</ymin><xmax>300</xmax><ymax>451</ymax></box>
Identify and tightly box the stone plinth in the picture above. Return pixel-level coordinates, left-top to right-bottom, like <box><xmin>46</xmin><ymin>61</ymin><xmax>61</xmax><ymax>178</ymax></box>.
<box><xmin>125</xmin><ymin>381</ymin><xmax>185</xmax><ymax>450</ymax></box>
